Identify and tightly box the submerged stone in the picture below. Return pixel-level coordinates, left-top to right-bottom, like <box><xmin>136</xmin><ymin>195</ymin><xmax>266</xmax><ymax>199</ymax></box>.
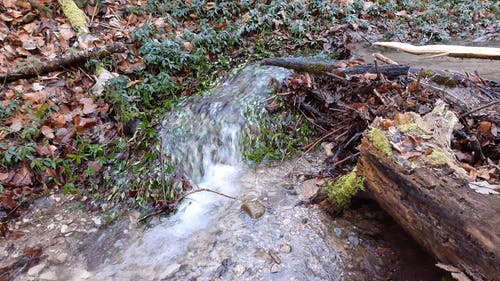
<box><xmin>241</xmin><ymin>200</ymin><xmax>266</xmax><ymax>219</ymax></box>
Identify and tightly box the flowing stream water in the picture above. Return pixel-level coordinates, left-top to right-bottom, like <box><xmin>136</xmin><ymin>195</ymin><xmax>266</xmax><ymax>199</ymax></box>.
<box><xmin>29</xmin><ymin>64</ymin><xmax>444</xmax><ymax>281</ymax></box>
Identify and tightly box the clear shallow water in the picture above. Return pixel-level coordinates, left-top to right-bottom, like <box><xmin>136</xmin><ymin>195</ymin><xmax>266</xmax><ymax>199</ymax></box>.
<box><xmin>25</xmin><ymin>64</ymin><xmax>443</xmax><ymax>281</ymax></box>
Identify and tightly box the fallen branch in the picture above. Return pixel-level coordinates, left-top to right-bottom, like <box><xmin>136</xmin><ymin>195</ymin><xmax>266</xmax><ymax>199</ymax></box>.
<box><xmin>138</xmin><ymin>188</ymin><xmax>237</xmax><ymax>223</ymax></box>
<box><xmin>0</xmin><ymin>43</ymin><xmax>126</xmax><ymax>83</ymax></box>
<box><xmin>374</xmin><ymin>42</ymin><xmax>500</xmax><ymax>60</ymax></box>
<box><xmin>261</xmin><ymin>57</ymin><xmax>410</xmax><ymax>78</ymax></box>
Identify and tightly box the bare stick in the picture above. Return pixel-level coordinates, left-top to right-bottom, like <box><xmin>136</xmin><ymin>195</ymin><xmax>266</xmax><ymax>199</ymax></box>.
<box><xmin>460</xmin><ymin>100</ymin><xmax>500</xmax><ymax>118</ymax></box>
<box><xmin>177</xmin><ymin>188</ymin><xmax>238</xmax><ymax>202</ymax></box>
<box><xmin>289</xmin><ymin>127</ymin><xmax>344</xmax><ymax>176</ymax></box>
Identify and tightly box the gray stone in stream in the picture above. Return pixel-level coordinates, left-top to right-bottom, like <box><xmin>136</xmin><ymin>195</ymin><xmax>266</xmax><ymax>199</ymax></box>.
<box><xmin>279</xmin><ymin>244</ymin><xmax>292</xmax><ymax>253</ymax></box>
<box><xmin>28</xmin><ymin>263</ymin><xmax>45</xmax><ymax>276</ymax></box>
<box><xmin>297</xmin><ymin>179</ymin><xmax>320</xmax><ymax>197</ymax></box>
<box><xmin>159</xmin><ymin>263</ymin><xmax>181</xmax><ymax>279</ymax></box>
<box><xmin>233</xmin><ymin>264</ymin><xmax>245</xmax><ymax>277</ymax></box>
<box><xmin>241</xmin><ymin>200</ymin><xmax>266</xmax><ymax>219</ymax></box>
<box><xmin>333</xmin><ymin>227</ymin><xmax>343</xmax><ymax>238</ymax></box>
<box><xmin>348</xmin><ymin>233</ymin><xmax>360</xmax><ymax>246</ymax></box>
<box><xmin>39</xmin><ymin>270</ymin><xmax>57</xmax><ymax>280</ymax></box>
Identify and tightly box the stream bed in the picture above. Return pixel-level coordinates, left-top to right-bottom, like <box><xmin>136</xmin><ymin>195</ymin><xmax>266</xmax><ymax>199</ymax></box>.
<box><xmin>13</xmin><ymin>63</ymin><xmax>448</xmax><ymax>281</ymax></box>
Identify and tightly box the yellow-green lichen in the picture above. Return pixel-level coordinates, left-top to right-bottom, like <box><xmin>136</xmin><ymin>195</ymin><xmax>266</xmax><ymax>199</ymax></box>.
<box><xmin>325</xmin><ymin>168</ymin><xmax>365</xmax><ymax>208</ymax></box>
<box><xmin>426</xmin><ymin>148</ymin><xmax>451</xmax><ymax>166</ymax></box>
<box><xmin>368</xmin><ymin>128</ymin><xmax>392</xmax><ymax>155</ymax></box>
<box><xmin>397</xmin><ymin>123</ymin><xmax>431</xmax><ymax>138</ymax></box>
<box><xmin>58</xmin><ymin>0</ymin><xmax>88</xmax><ymax>34</ymax></box>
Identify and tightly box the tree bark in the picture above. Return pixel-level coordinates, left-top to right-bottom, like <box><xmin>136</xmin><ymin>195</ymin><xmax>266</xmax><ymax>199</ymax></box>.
<box><xmin>261</xmin><ymin>57</ymin><xmax>410</xmax><ymax>78</ymax></box>
<box><xmin>358</xmin><ymin>137</ymin><xmax>500</xmax><ymax>281</ymax></box>
<box><xmin>0</xmin><ymin>43</ymin><xmax>126</xmax><ymax>83</ymax></box>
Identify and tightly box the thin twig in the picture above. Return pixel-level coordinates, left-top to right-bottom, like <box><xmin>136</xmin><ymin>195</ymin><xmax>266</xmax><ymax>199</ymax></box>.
<box><xmin>461</xmin><ymin>100</ymin><xmax>500</xmax><ymax>118</ymax></box>
<box><xmin>177</xmin><ymin>188</ymin><xmax>238</xmax><ymax>202</ymax></box>
<box><xmin>332</xmin><ymin>152</ymin><xmax>360</xmax><ymax>166</ymax></box>
<box><xmin>138</xmin><ymin>188</ymin><xmax>238</xmax><ymax>222</ymax></box>
<box><xmin>289</xmin><ymin>127</ymin><xmax>344</xmax><ymax>176</ymax></box>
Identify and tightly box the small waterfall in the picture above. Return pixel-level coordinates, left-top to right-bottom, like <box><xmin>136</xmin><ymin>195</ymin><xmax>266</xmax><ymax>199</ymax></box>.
<box><xmin>160</xmin><ymin>64</ymin><xmax>292</xmax><ymax>182</ymax></box>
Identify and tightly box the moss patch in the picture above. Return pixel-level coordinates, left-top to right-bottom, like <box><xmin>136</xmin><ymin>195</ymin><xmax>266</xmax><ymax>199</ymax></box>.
<box><xmin>325</xmin><ymin>168</ymin><xmax>365</xmax><ymax>209</ymax></box>
<box><xmin>368</xmin><ymin>128</ymin><xmax>392</xmax><ymax>155</ymax></box>
<box><xmin>397</xmin><ymin>123</ymin><xmax>431</xmax><ymax>138</ymax></box>
<box><xmin>426</xmin><ymin>148</ymin><xmax>451</xmax><ymax>167</ymax></box>
<box><xmin>58</xmin><ymin>0</ymin><xmax>88</xmax><ymax>34</ymax></box>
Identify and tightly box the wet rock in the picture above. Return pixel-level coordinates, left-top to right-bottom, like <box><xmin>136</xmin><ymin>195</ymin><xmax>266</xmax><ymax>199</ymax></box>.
<box><xmin>33</xmin><ymin>197</ymin><xmax>56</xmax><ymax>209</ymax></box>
<box><xmin>348</xmin><ymin>233</ymin><xmax>360</xmax><ymax>246</ymax></box>
<box><xmin>73</xmin><ymin>269</ymin><xmax>92</xmax><ymax>279</ymax></box>
<box><xmin>297</xmin><ymin>179</ymin><xmax>320</xmax><ymax>197</ymax></box>
<box><xmin>92</xmin><ymin>216</ymin><xmax>102</xmax><ymax>226</ymax></box>
<box><xmin>270</xmin><ymin>264</ymin><xmax>280</xmax><ymax>273</ymax></box>
<box><xmin>159</xmin><ymin>263</ymin><xmax>181</xmax><ymax>279</ymax></box>
<box><xmin>279</xmin><ymin>244</ymin><xmax>292</xmax><ymax>253</ymax></box>
<box><xmin>39</xmin><ymin>270</ymin><xmax>57</xmax><ymax>280</ymax></box>
<box><xmin>60</xmin><ymin>224</ymin><xmax>69</xmax><ymax>234</ymax></box>
<box><xmin>55</xmin><ymin>252</ymin><xmax>68</xmax><ymax>263</ymax></box>
<box><xmin>269</xmin><ymin>251</ymin><xmax>281</xmax><ymax>264</ymax></box>
<box><xmin>241</xmin><ymin>200</ymin><xmax>266</xmax><ymax>219</ymax></box>
<box><xmin>28</xmin><ymin>263</ymin><xmax>45</xmax><ymax>276</ymax></box>
<box><xmin>333</xmin><ymin>227</ymin><xmax>343</xmax><ymax>238</ymax></box>
<box><xmin>233</xmin><ymin>264</ymin><xmax>245</xmax><ymax>277</ymax></box>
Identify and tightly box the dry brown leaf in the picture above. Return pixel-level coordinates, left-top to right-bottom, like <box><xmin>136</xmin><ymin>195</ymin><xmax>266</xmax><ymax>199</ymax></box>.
<box><xmin>80</xmin><ymin>97</ymin><xmax>97</xmax><ymax>114</ymax></box>
<box><xmin>2</xmin><ymin>0</ymin><xmax>17</xmax><ymax>8</ymax></box>
<box><xmin>59</xmin><ymin>23</ymin><xmax>76</xmax><ymax>41</ymax></box>
<box><xmin>23</xmin><ymin>92</ymin><xmax>48</xmax><ymax>103</ymax></box>
<box><xmin>41</xmin><ymin>125</ymin><xmax>55</xmax><ymax>139</ymax></box>
<box><xmin>0</xmin><ymin>173</ymin><xmax>9</xmax><ymax>181</ymax></box>
<box><xmin>184</xmin><ymin>41</ymin><xmax>193</xmax><ymax>52</ymax></box>
<box><xmin>204</xmin><ymin>2</ymin><xmax>215</xmax><ymax>10</ymax></box>
<box><xmin>9</xmin><ymin>117</ymin><xmax>23</xmax><ymax>132</ymax></box>
<box><xmin>51</xmin><ymin>113</ymin><xmax>67</xmax><ymax>128</ymax></box>
<box><xmin>11</xmin><ymin>166</ymin><xmax>32</xmax><ymax>187</ymax></box>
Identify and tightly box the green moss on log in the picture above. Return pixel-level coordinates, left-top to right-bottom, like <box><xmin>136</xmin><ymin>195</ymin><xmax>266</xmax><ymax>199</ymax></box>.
<box><xmin>58</xmin><ymin>0</ymin><xmax>88</xmax><ymax>34</ymax></box>
<box><xmin>326</xmin><ymin>168</ymin><xmax>365</xmax><ymax>208</ymax></box>
<box><xmin>368</xmin><ymin>128</ymin><xmax>392</xmax><ymax>155</ymax></box>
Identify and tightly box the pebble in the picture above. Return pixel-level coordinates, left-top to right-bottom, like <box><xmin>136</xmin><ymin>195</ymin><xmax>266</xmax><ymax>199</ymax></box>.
<box><xmin>270</xmin><ymin>264</ymin><xmax>280</xmax><ymax>273</ymax></box>
<box><xmin>158</xmin><ymin>263</ymin><xmax>181</xmax><ymax>279</ymax></box>
<box><xmin>297</xmin><ymin>179</ymin><xmax>320</xmax><ymax>197</ymax></box>
<box><xmin>56</xmin><ymin>253</ymin><xmax>68</xmax><ymax>263</ymax></box>
<box><xmin>92</xmin><ymin>216</ymin><xmax>102</xmax><ymax>226</ymax></box>
<box><xmin>348</xmin><ymin>233</ymin><xmax>360</xmax><ymax>246</ymax></box>
<box><xmin>279</xmin><ymin>244</ymin><xmax>292</xmax><ymax>253</ymax></box>
<box><xmin>54</xmin><ymin>214</ymin><xmax>63</xmax><ymax>221</ymax></box>
<box><xmin>27</xmin><ymin>263</ymin><xmax>45</xmax><ymax>276</ymax></box>
<box><xmin>47</xmin><ymin>223</ymin><xmax>55</xmax><ymax>230</ymax></box>
<box><xmin>333</xmin><ymin>227</ymin><xmax>343</xmax><ymax>238</ymax></box>
<box><xmin>60</xmin><ymin>224</ymin><xmax>69</xmax><ymax>234</ymax></box>
<box><xmin>233</xmin><ymin>265</ymin><xmax>245</xmax><ymax>277</ymax></box>
<box><xmin>269</xmin><ymin>251</ymin><xmax>281</xmax><ymax>264</ymax></box>
<box><xmin>39</xmin><ymin>270</ymin><xmax>57</xmax><ymax>280</ymax></box>
<box><xmin>241</xmin><ymin>200</ymin><xmax>266</xmax><ymax>219</ymax></box>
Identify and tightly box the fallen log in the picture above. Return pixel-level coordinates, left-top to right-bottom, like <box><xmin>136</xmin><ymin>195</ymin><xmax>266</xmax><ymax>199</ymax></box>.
<box><xmin>358</xmin><ymin>105</ymin><xmax>500</xmax><ymax>281</ymax></box>
<box><xmin>374</xmin><ymin>42</ymin><xmax>500</xmax><ymax>60</ymax></box>
<box><xmin>261</xmin><ymin>57</ymin><xmax>410</xmax><ymax>79</ymax></box>
<box><xmin>0</xmin><ymin>43</ymin><xmax>126</xmax><ymax>83</ymax></box>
